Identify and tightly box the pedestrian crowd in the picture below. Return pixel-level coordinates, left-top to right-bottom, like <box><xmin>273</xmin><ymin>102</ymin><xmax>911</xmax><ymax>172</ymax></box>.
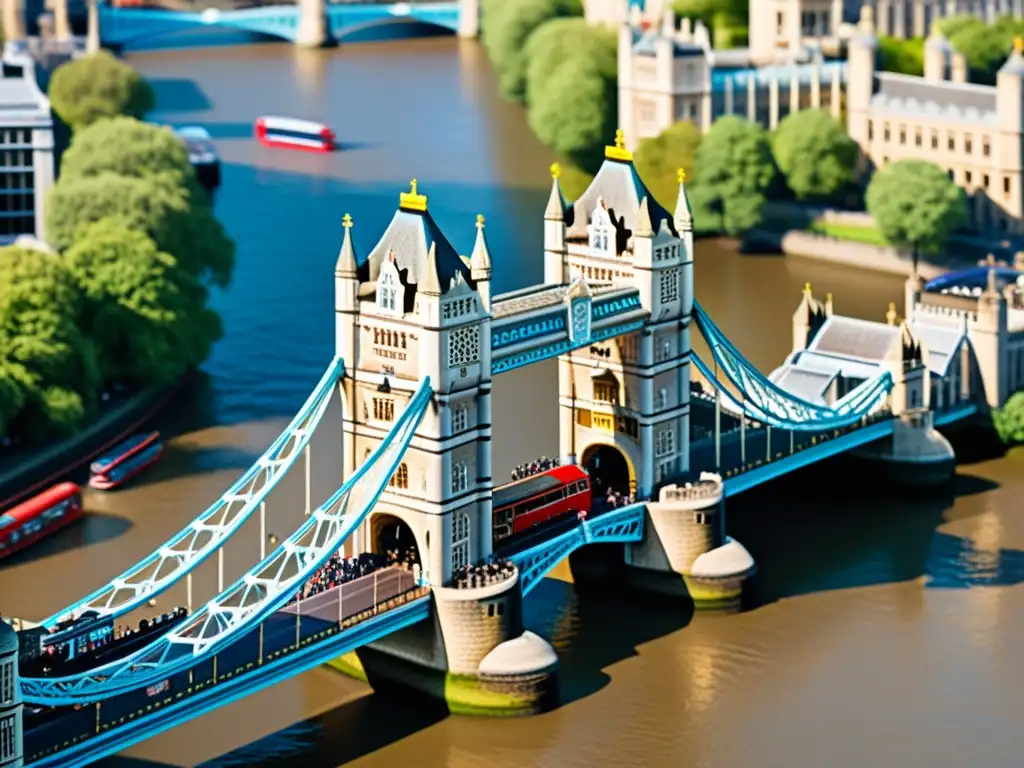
<box><xmin>450</xmin><ymin>557</ymin><xmax>516</xmax><ymax>590</ymax></box>
<box><xmin>294</xmin><ymin>547</ymin><xmax>422</xmax><ymax>603</ymax></box>
<box><xmin>511</xmin><ymin>456</ymin><xmax>560</xmax><ymax>482</ymax></box>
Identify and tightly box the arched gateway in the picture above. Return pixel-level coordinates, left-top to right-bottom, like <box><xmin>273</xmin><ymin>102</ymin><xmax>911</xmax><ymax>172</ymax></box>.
<box><xmin>581</xmin><ymin>444</ymin><xmax>634</xmax><ymax>498</ymax></box>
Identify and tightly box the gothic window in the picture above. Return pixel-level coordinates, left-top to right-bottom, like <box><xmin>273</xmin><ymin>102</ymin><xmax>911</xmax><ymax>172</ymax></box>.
<box><xmin>448</xmin><ymin>326</ymin><xmax>481</xmax><ymax>368</ymax></box>
<box><xmin>660</xmin><ymin>268</ymin><xmax>680</xmax><ymax>305</ymax></box>
<box><xmin>656</xmin><ymin>427</ymin><xmax>675</xmax><ymax>457</ymax></box>
<box><xmin>656</xmin><ymin>338</ymin><xmax>672</xmax><ymax>362</ymax></box>
<box><xmin>593</xmin><ymin>381</ymin><xmax>617</xmax><ymax>403</ymax></box>
<box><xmin>451</xmin><ymin>460</ymin><xmax>468</xmax><ymax>494</ymax></box>
<box><xmin>451</xmin><ymin>511</ymin><xmax>471</xmax><ymax>571</ymax></box>
<box><xmin>452</xmin><ymin>403</ymin><xmax>469</xmax><ymax>433</ymax></box>
<box><xmin>376</xmin><ymin>255</ymin><xmax>404</xmax><ymax>316</ymax></box>
<box><xmin>588</xmin><ymin>202</ymin><xmax>614</xmax><ymax>255</ymax></box>
<box><xmin>0</xmin><ymin>713</ymin><xmax>15</xmax><ymax>761</ymax></box>
<box><xmin>390</xmin><ymin>463</ymin><xmax>409</xmax><ymax>490</ymax></box>
<box><xmin>373</xmin><ymin>397</ymin><xmax>395</xmax><ymax>422</ymax></box>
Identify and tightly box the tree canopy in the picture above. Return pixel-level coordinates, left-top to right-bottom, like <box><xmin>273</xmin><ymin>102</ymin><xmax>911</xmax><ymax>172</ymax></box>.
<box><xmin>771</xmin><ymin>109</ymin><xmax>858</xmax><ymax>203</ymax></box>
<box><xmin>524</xmin><ymin>17</ymin><xmax>614</xmax><ymax>107</ymax></box>
<box><xmin>0</xmin><ymin>247</ymin><xmax>100</xmax><ymax>441</ymax></box>
<box><xmin>65</xmin><ymin>219</ymin><xmax>222</xmax><ymax>388</ymax></box>
<box><xmin>877</xmin><ymin>36</ymin><xmax>924</xmax><ymax>76</ymax></box>
<box><xmin>60</xmin><ymin>117</ymin><xmax>195</xmax><ymax>188</ymax></box>
<box><xmin>528</xmin><ymin>49</ymin><xmax>617</xmax><ymax>173</ymax></box>
<box><xmin>46</xmin><ymin>171</ymin><xmax>235</xmax><ymax>289</ymax></box>
<box><xmin>48</xmin><ymin>51</ymin><xmax>155</xmax><ymax>132</ymax></box>
<box><xmin>865</xmin><ymin>159</ymin><xmax>967</xmax><ymax>258</ymax></box>
<box><xmin>689</xmin><ymin>116</ymin><xmax>776</xmax><ymax>236</ymax></box>
<box><xmin>481</xmin><ymin>0</ymin><xmax>582</xmax><ymax>103</ymax></box>
<box><xmin>993</xmin><ymin>391</ymin><xmax>1024</xmax><ymax>446</ymax></box>
<box><xmin>938</xmin><ymin>15</ymin><xmax>1024</xmax><ymax>84</ymax></box>
<box><xmin>634</xmin><ymin>120</ymin><xmax>702</xmax><ymax>211</ymax></box>
<box><xmin>673</xmin><ymin>0</ymin><xmax>748</xmax><ymax>47</ymax></box>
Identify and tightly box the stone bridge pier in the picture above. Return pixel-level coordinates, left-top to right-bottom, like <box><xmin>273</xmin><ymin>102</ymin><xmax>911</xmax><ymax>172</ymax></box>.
<box><xmin>458</xmin><ymin>0</ymin><xmax>478</xmax><ymax>38</ymax></box>
<box><xmin>2</xmin><ymin>0</ymin><xmax>26</xmax><ymax>40</ymax></box>
<box><xmin>296</xmin><ymin>0</ymin><xmax>330</xmax><ymax>47</ymax></box>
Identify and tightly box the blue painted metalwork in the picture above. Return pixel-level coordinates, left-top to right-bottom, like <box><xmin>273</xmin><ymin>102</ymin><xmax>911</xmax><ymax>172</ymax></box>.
<box><xmin>29</xmin><ymin>598</ymin><xmax>432</xmax><ymax>768</ymax></box>
<box><xmin>41</xmin><ymin>357</ymin><xmax>346</xmax><ymax>632</ymax></box>
<box><xmin>932</xmin><ymin>401</ymin><xmax>978</xmax><ymax>426</ymax></box>
<box><xmin>592</xmin><ymin>292</ymin><xmax>643</xmax><ymax>320</ymax></box>
<box><xmin>510</xmin><ymin>504</ymin><xmax>646</xmax><ymax>596</ymax></box>
<box><xmin>21</xmin><ymin>376</ymin><xmax>433</xmax><ymax>705</ymax></box>
<box><xmin>491</xmin><ymin>320</ymin><xmax>647</xmax><ymax>374</ymax></box>
<box><xmin>491</xmin><ymin>311</ymin><xmax>565</xmax><ymax>350</ymax></box>
<box><xmin>692</xmin><ymin>301</ymin><xmax>894</xmax><ymax>430</ymax></box>
<box><xmin>98</xmin><ymin>1</ymin><xmax>461</xmax><ymax>46</ymax></box>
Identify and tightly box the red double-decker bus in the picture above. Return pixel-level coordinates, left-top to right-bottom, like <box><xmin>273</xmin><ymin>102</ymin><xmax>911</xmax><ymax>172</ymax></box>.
<box><xmin>0</xmin><ymin>482</ymin><xmax>83</xmax><ymax>560</ymax></box>
<box><xmin>492</xmin><ymin>464</ymin><xmax>592</xmax><ymax>544</ymax></box>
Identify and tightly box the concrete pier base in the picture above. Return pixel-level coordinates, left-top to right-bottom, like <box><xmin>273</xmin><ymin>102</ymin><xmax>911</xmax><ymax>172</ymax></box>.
<box><xmin>458</xmin><ymin>0</ymin><xmax>479</xmax><ymax>38</ymax></box>
<box><xmin>327</xmin><ymin>569</ymin><xmax>558</xmax><ymax>716</ymax></box>
<box><xmin>295</xmin><ymin>0</ymin><xmax>331</xmax><ymax>48</ymax></box>
<box><xmin>852</xmin><ymin>410</ymin><xmax>956</xmax><ymax>490</ymax></box>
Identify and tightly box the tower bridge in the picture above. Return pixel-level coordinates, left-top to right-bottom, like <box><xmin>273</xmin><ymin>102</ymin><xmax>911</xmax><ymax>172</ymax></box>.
<box><xmin>6</xmin><ymin>131</ymin><xmax>1000</xmax><ymax>767</ymax></box>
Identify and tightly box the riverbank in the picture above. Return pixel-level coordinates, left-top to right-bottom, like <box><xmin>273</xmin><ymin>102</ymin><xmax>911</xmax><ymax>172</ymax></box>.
<box><xmin>0</xmin><ymin>381</ymin><xmax>183</xmax><ymax>508</ymax></box>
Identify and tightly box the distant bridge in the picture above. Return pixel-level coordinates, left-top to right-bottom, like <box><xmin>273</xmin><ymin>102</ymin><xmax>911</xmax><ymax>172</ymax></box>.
<box><xmin>97</xmin><ymin>0</ymin><xmax>475</xmax><ymax>46</ymax></box>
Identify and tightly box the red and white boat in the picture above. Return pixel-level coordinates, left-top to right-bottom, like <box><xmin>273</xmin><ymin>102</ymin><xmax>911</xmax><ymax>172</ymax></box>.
<box><xmin>89</xmin><ymin>431</ymin><xmax>164</xmax><ymax>491</ymax></box>
<box><xmin>0</xmin><ymin>482</ymin><xmax>83</xmax><ymax>560</ymax></box>
<box><xmin>255</xmin><ymin>116</ymin><xmax>336</xmax><ymax>153</ymax></box>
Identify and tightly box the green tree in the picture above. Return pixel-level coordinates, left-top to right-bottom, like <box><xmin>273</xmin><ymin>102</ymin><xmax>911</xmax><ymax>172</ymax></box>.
<box><xmin>865</xmin><ymin>159</ymin><xmax>967</xmax><ymax>267</ymax></box>
<box><xmin>46</xmin><ymin>172</ymin><xmax>235</xmax><ymax>288</ymax></box>
<box><xmin>48</xmin><ymin>51</ymin><xmax>155</xmax><ymax>132</ymax></box>
<box><xmin>60</xmin><ymin>117</ymin><xmax>195</xmax><ymax>188</ymax></box>
<box><xmin>771</xmin><ymin>109</ymin><xmax>858</xmax><ymax>203</ymax></box>
<box><xmin>481</xmin><ymin>0</ymin><xmax>582</xmax><ymax>103</ymax></box>
<box><xmin>877</xmin><ymin>36</ymin><xmax>924</xmax><ymax>76</ymax></box>
<box><xmin>634</xmin><ymin>120</ymin><xmax>703</xmax><ymax>210</ymax></box>
<box><xmin>689</xmin><ymin>115</ymin><xmax>776</xmax><ymax>236</ymax></box>
<box><xmin>528</xmin><ymin>52</ymin><xmax>617</xmax><ymax>173</ymax></box>
<box><xmin>993</xmin><ymin>392</ymin><xmax>1024</xmax><ymax>446</ymax></box>
<box><xmin>65</xmin><ymin>219</ymin><xmax>222</xmax><ymax>387</ymax></box>
<box><xmin>0</xmin><ymin>247</ymin><xmax>100</xmax><ymax>441</ymax></box>
<box><xmin>673</xmin><ymin>0</ymin><xmax>748</xmax><ymax>47</ymax></box>
<box><xmin>524</xmin><ymin>18</ymin><xmax>615</xmax><ymax>108</ymax></box>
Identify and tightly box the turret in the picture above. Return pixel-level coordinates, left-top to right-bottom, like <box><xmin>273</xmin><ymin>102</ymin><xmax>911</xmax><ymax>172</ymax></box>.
<box><xmin>334</xmin><ymin>212</ymin><xmax>360</xmax><ymax>361</ymax></box>
<box><xmin>792</xmin><ymin>282</ymin><xmax>827</xmax><ymax>352</ymax></box>
<box><xmin>470</xmin><ymin>213</ymin><xmax>492</xmax><ymax>311</ymax></box>
<box><xmin>673</xmin><ymin>167</ymin><xmax>693</xmax><ymax>262</ymax></box>
<box><xmin>847</xmin><ymin>4</ymin><xmax>878</xmax><ymax>115</ymax></box>
<box><xmin>974</xmin><ymin>268</ymin><xmax>1009</xmax><ymax>407</ymax></box>
<box><xmin>544</xmin><ymin>162</ymin><xmax>567</xmax><ymax>284</ymax></box>
<box><xmin>924</xmin><ymin>23</ymin><xmax>950</xmax><ymax>82</ymax></box>
<box><xmin>996</xmin><ymin>37</ymin><xmax>1024</xmax><ymax>194</ymax></box>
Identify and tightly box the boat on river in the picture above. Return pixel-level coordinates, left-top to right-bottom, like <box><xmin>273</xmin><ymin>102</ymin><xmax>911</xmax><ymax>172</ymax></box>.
<box><xmin>174</xmin><ymin>125</ymin><xmax>221</xmax><ymax>195</ymax></box>
<box><xmin>89</xmin><ymin>432</ymin><xmax>163</xmax><ymax>491</ymax></box>
<box><xmin>255</xmin><ymin>116</ymin><xmax>336</xmax><ymax>153</ymax></box>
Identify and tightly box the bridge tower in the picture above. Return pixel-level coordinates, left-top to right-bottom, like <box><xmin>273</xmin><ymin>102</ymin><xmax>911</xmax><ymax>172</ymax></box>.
<box><xmin>335</xmin><ymin>181</ymin><xmax>494</xmax><ymax>587</ymax></box>
<box><xmin>545</xmin><ymin>131</ymin><xmax>693</xmax><ymax>500</ymax></box>
<box><xmin>0</xmin><ymin>620</ymin><xmax>22</xmax><ymax>767</ymax></box>
<box><xmin>296</xmin><ymin>0</ymin><xmax>330</xmax><ymax>48</ymax></box>
<box><xmin>48</xmin><ymin>0</ymin><xmax>71</xmax><ymax>41</ymax></box>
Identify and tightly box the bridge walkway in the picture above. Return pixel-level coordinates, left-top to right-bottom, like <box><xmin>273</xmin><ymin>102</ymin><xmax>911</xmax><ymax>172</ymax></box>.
<box><xmin>25</xmin><ymin>568</ymin><xmax>429</xmax><ymax>768</ymax></box>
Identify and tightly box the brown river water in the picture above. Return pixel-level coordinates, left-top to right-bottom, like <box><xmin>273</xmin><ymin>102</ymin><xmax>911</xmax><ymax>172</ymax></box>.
<box><xmin>1</xmin><ymin>36</ymin><xmax>1022</xmax><ymax>768</ymax></box>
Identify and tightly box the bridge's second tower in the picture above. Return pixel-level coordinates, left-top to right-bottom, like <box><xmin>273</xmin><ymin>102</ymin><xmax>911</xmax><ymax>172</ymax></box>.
<box><xmin>544</xmin><ymin>132</ymin><xmax>694</xmax><ymax>501</ymax></box>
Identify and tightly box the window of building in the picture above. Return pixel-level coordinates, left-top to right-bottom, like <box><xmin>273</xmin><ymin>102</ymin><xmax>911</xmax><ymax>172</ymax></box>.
<box><xmin>376</xmin><ymin>256</ymin><xmax>403</xmax><ymax>316</ymax></box>
<box><xmin>965</xmin><ymin>170</ymin><xmax>973</xmax><ymax>184</ymax></box>
<box><xmin>443</xmin><ymin>298</ymin><xmax>477</xmax><ymax>321</ymax></box>
<box><xmin>589</xmin><ymin>202</ymin><xmax>615</xmax><ymax>255</ymax></box>
<box><xmin>594</xmin><ymin>381</ymin><xmax>617</xmax><ymax>403</ymax></box>
<box><xmin>983</xmin><ymin>136</ymin><xmax>991</xmax><ymax>157</ymax></box>
<box><xmin>451</xmin><ymin>460</ymin><xmax>468</xmax><ymax>494</ymax></box>
<box><xmin>882</xmin><ymin>156</ymin><xmax>890</xmax><ymax>166</ymax></box>
<box><xmin>1005</xmin><ymin>176</ymin><xmax>1012</xmax><ymax>198</ymax></box>
<box><xmin>931</xmin><ymin>130</ymin><xmax>939</xmax><ymax>150</ymax></box>
<box><xmin>0</xmin><ymin>713</ymin><xmax>15</xmax><ymax>761</ymax></box>
<box><xmin>0</xmin><ymin>663</ymin><xmax>10</xmax><ymax>705</ymax></box>
<box><xmin>776</xmin><ymin>11</ymin><xmax>785</xmax><ymax>33</ymax></box>
<box><xmin>883</xmin><ymin>123</ymin><xmax>891</xmax><ymax>142</ymax></box>
<box><xmin>948</xmin><ymin>133</ymin><xmax>955</xmax><ymax>151</ymax></box>
<box><xmin>0</xmin><ymin>131</ymin><xmax>37</xmax><ymax>238</ymax></box>
<box><xmin>984</xmin><ymin>174</ymin><xmax>991</xmax><ymax>190</ymax></box>
<box><xmin>448</xmin><ymin>326</ymin><xmax>480</xmax><ymax>369</ymax></box>
<box><xmin>616</xmin><ymin>415</ymin><xmax>639</xmax><ymax>439</ymax></box>
<box><xmin>867</xmin><ymin>120</ymin><xmax>873</xmax><ymax>141</ymax></box>
<box><xmin>656</xmin><ymin>458</ymin><xmax>674</xmax><ymax>483</ymax></box>
<box><xmin>915</xmin><ymin>128</ymin><xmax>922</xmax><ymax>147</ymax></box>
<box><xmin>390</xmin><ymin>463</ymin><xmax>408</xmax><ymax>490</ymax></box>
<box><xmin>948</xmin><ymin>169</ymin><xmax>954</xmax><ymax>182</ymax></box>
<box><xmin>618</xmin><ymin>334</ymin><xmax>638</xmax><ymax>363</ymax></box>
<box><xmin>452</xmin><ymin>403</ymin><xmax>468</xmax><ymax>433</ymax></box>
<box><xmin>656</xmin><ymin>427</ymin><xmax>675</xmax><ymax>457</ymax></box>
<box><xmin>899</xmin><ymin>125</ymin><xmax>906</xmax><ymax>145</ymax></box>
<box><xmin>656</xmin><ymin>388</ymin><xmax>668</xmax><ymax>410</ymax></box>
<box><xmin>965</xmin><ymin>134</ymin><xmax>973</xmax><ymax>154</ymax></box>
<box><xmin>451</xmin><ymin>511</ymin><xmax>470</xmax><ymax>571</ymax></box>
<box><xmin>659</xmin><ymin>268</ymin><xmax>680</xmax><ymax>305</ymax></box>
<box><xmin>655</xmin><ymin>338</ymin><xmax>671</xmax><ymax>362</ymax></box>
<box><xmin>801</xmin><ymin>10</ymin><xmax>814</xmax><ymax>35</ymax></box>
<box><xmin>373</xmin><ymin>397</ymin><xmax>394</xmax><ymax>422</ymax></box>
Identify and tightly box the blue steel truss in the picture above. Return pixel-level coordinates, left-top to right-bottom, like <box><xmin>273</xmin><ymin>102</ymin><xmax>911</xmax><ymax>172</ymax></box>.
<box><xmin>42</xmin><ymin>357</ymin><xmax>345</xmax><ymax>632</ymax></box>
<box><xmin>21</xmin><ymin>376</ymin><xmax>432</xmax><ymax>706</ymax></box>
<box><xmin>510</xmin><ymin>504</ymin><xmax>646</xmax><ymax>596</ymax></box>
<box><xmin>692</xmin><ymin>301</ymin><xmax>893</xmax><ymax>430</ymax></box>
<box><xmin>98</xmin><ymin>2</ymin><xmax>460</xmax><ymax>46</ymax></box>
<box><xmin>492</xmin><ymin>319</ymin><xmax>648</xmax><ymax>374</ymax></box>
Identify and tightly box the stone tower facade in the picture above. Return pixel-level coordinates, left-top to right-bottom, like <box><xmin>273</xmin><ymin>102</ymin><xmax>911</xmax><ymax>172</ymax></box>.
<box><xmin>0</xmin><ymin>620</ymin><xmax>22</xmax><ymax>768</ymax></box>
<box><xmin>334</xmin><ymin>183</ymin><xmax>495</xmax><ymax>586</ymax></box>
<box><xmin>749</xmin><ymin>0</ymin><xmax>846</xmax><ymax>65</ymax></box>
<box><xmin>544</xmin><ymin>133</ymin><xmax>694</xmax><ymax>499</ymax></box>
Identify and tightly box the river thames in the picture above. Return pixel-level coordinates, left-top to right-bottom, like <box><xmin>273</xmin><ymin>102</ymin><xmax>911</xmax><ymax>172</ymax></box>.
<box><xmin>3</xmin><ymin>35</ymin><xmax>1024</xmax><ymax>768</ymax></box>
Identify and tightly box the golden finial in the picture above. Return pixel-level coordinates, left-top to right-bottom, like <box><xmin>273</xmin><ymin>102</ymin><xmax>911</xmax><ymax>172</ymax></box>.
<box><xmin>476</xmin><ymin>214</ymin><xmax>485</xmax><ymax>230</ymax></box>
<box><xmin>886</xmin><ymin>302</ymin><xmax>897</xmax><ymax>326</ymax></box>
<box><xmin>826</xmin><ymin>292</ymin><xmax>833</xmax><ymax>303</ymax></box>
<box><xmin>550</xmin><ymin>162</ymin><xmax>561</xmax><ymax>180</ymax></box>
<box><xmin>342</xmin><ymin>213</ymin><xmax>353</xmax><ymax>230</ymax></box>
<box><xmin>1015</xmin><ymin>36</ymin><xmax>1023</xmax><ymax>54</ymax></box>
<box><xmin>677</xmin><ymin>168</ymin><xmax>686</xmax><ymax>184</ymax></box>
<box><xmin>605</xmin><ymin>129</ymin><xmax>633</xmax><ymax>162</ymax></box>
<box><xmin>804</xmin><ymin>281</ymin><xmax>812</xmax><ymax>294</ymax></box>
<box><xmin>399</xmin><ymin>177</ymin><xmax>428</xmax><ymax>212</ymax></box>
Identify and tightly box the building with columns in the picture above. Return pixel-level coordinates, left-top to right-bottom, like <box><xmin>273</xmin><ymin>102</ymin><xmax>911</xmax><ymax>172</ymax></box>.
<box><xmin>846</xmin><ymin>8</ymin><xmax>1024</xmax><ymax>232</ymax></box>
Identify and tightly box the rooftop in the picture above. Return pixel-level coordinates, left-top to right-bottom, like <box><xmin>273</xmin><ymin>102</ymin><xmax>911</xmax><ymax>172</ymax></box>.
<box><xmin>807</xmin><ymin>315</ymin><xmax>902</xmax><ymax>363</ymax></box>
<box><xmin>870</xmin><ymin>72</ymin><xmax>998</xmax><ymax>126</ymax></box>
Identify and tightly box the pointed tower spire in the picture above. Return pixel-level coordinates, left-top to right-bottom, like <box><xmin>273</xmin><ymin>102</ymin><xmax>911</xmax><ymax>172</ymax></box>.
<box><xmin>545</xmin><ymin>162</ymin><xmax>567</xmax><ymax>221</ymax></box>
<box><xmin>674</xmin><ymin>168</ymin><xmax>693</xmax><ymax>232</ymax></box>
<box><xmin>635</xmin><ymin>196</ymin><xmax>653</xmax><ymax>237</ymax></box>
<box><xmin>335</xmin><ymin>213</ymin><xmax>358</xmax><ymax>276</ymax></box>
<box><xmin>470</xmin><ymin>214</ymin><xmax>492</xmax><ymax>273</ymax></box>
<box><xmin>419</xmin><ymin>241</ymin><xmax>443</xmax><ymax>297</ymax></box>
